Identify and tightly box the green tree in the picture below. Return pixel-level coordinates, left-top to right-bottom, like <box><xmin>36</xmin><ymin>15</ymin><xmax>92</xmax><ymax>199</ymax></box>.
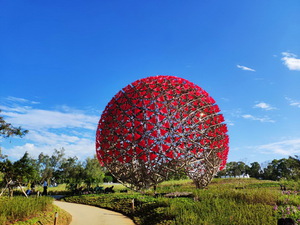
<box><xmin>248</xmin><ymin>162</ymin><xmax>261</xmax><ymax>179</ymax></box>
<box><xmin>59</xmin><ymin>156</ymin><xmax>84</xmax><ymax>191</ymax></box>
<box><xmin>0</xmin><ymin>152</ymin><xmax>38</xmax><ymax>196</ymax></box>
<box><xmin>0</xmin><ymin>111</ymin><xmax>28</xmax><ymax>138</ymax></box>
<box><xmin>83</xmin><ymin>156</ymin><xmax>105</xmax><ymax>189</ymax></box>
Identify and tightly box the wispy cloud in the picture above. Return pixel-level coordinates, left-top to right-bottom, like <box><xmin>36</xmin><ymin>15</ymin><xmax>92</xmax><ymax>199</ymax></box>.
<box><xmin>286</xmin><ymin>97</ymin><xmax>300</xmax><ymax>108</ymax></box>
<box><xmin>0</xmin><ymin>97</ymin><xmax>99</xmax><ymax>160</ymax></box>
<box><xmin>257</xmin><ymin>138</ymin><xmax>300</xmax><ymax>156</ymax></box>
<box><xmin>242</xmin><ymin>114</ymin><xmax>275</xmax><ymax>123</ymax></box>
<box><xmin>237</xmin><ymin>65</ymin><xmax>256</xmax><ymax>72</ymax></box>
<box><xmin>254</xmin><ymin>102</ymin><xmax>276</xmax><ymax>111</ymax></box>
<box><xmin>281</xmin><ymin>52</ymin><xmax>300</xmax><ymax>71</ymax></box>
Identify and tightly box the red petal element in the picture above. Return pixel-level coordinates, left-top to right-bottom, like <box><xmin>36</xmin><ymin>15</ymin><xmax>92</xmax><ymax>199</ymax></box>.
<box><xmin>177</xmin><ymin>127</ymin><xmax>183</xmax><ymax>133</ymax></box>
<box><xmin>136</xmin><ymin>147</ymin><xmax>143</xmax><ymax>154</ymax></box>
<box><xmin>171</xmin><ymin>101</ymin><xmax>178</xmax><ymax>106</ymax></box>
<box><xmin>125</xmin><ymin>122</ymin><xmax>132</xmax><ymax>128</ymax></box>
<box><xmin>137</xmin><ymin>113</ymin><xmax>144</xmax><ymax>120</ymax></box>
<box><xmin>139</xmin><ymin>140</ymin><xmax>146</xmax><ymax>147</ymax></box>
<box><xmin>191</xmin><ymin>149</ymin><xmax>197</xmax><ymax>154</ymax></box>
<box><xmin>151</xmin><ymin>130</ymin><xmax>158</xmax><ymax>138</ymax></box>
<box><xmin>117</xmin><ymin>157</ymin><xmax>124</xmax><ymax>163</ymax></box>
<box><xmin>165</xmin><ymin>137</ymin><xmax>171</xmax><ymax>143</ymax></box>
<box><xmin>127</xmin><ymin>149</ymin><xmax>133</xmax><ymax>155</ymax></box>
<box><xmin>135</xmin><ymin>133</ymin><xmax>141</xmax><ymax>140</ymax></box>
<box><xmin>150</xmin><ymin>153</ymin><xmax>157</xmax><ymax>160</ymax></box>
<box><xmin>148</xmin><ymin>104</ymin><xmax>156</xmax><ymax>110</ymax></box>
<box><xmin>134</xmin><ymin>120</ymin><xmax>141</xmax><ymax>127</ymax></box>
<box><xmin>116</xmin><ymin>142</ymin><xmax>121</xmax><ymax>149</ymax></box>
<box><xmin>166</xmin><ymin>151</ymin><xmax>173</xmax><ymax>158</ymax></box>
<box><xmin>126</xmin><ymin>133</ymin><xmax>133</xmax><ymax>141</ymax></box>
<box><xmin>160</xmin><ymin>129</ymin><xmax>167</xmax><ymax>136</ymax></box>
<box><xmin>147</xmin><ymin>123</ymin><xmax>154</xmax><ymax>130</ymax></box>
<box><xmin>160</xmin><ymin>107</ymin><xmax>168</xmax><ymax>114</ymax></box>
<box><xmin>183</xmin><ymin>83</ymin><xmax>190</xmax><ymax>89</ymax></box>
<box><xmin>167</xmin><ymin>95</ymin><xmax>173</xmax><ymax>100</ymax></box>
<box><xmin>147</xmin><ymin>111</ymin><xmax>154</xmax><ymax>117</ymax></box>
<box><xmin>176</xmin><ymin>89</ymin><xmax>181</xmax><ymax>94</ymax></box>
<box><xmin>123</xmin><ymin>142</ymin><xmax>130</xmax><ymax>149</ymax></box>
<box><xmin>162</xmin><ymin>144</ymin><xmax>169</xmax><ymax>152</ymax></box>
<box><xmin>157</xmin><ymin>103</ymin><xmax>164</xmax><ymax>108</ymax></box>
<box><xmin>139</xmin><ymin>154</ymin><xmax>147</xmax><ymax>162</ymax></box>
<box><xmin>177</xmin><ymin>152</ymin><xmax>183</xmax><ymax>158</ymax></box>
<box><xmin>157</xmin><ymin>96</ymin><xmax>165</xmax><ymax>101</ymax></box>
<box><xmin>107</xmin><ymin>150</ymin><xmax>113</xmax><ymax>156</ymax></box>
<box><xmin>148</xmin><ymin>139</ymin><xmax>154</xmax><ymax>146</ymax></box>
<box><xmin>152</xmin><ymin>145</ymin><xmax>160</xmax><ymax>152</ymax></box>
<box><xmin>153</xmin><ymin>92</ymin><xmax>159</xmax><ymax>97</ymax></box>
<box><xmin>125</xmin><ymin>156</ymin><xmax>132</xmax><ymax>163</ymax></box>
<box><xmin>158</xmin><ymin>114</ymin><xmax>165</xmax><ymax>121</ymax></box>
<box><xmin>167</xmin><ymin>90</ymin><xmax>173</xmax><ymax>95</ymax></box>
<box><xmin>140</xmin><ymin>91</ymin><xmax>147</xmax><ymax>96</ymax></box>
<box><xmin>134</xmin><ymin>108</ymin><xmax>141</xmax><ymax>114</ymax></box>
<box><xmin>143</xmin><ymin>100</ymin><xmax>151</xmax><ymax>105</ymax></box>
<box><xmin>149</xmin><ymin>117</ymin><xmax>156</xmax><ymax>124</ymax></box>
<box><xmin>179</xmin><ymin>143</ymin><xmax>185</xmax><ymax>149</ymax></box>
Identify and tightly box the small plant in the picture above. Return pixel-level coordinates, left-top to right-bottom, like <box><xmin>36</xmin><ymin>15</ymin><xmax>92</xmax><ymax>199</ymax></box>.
<box><xmin>274</xmin><ymin>190</ymin><xmax>300</xmax><ymax>224</ymax></box>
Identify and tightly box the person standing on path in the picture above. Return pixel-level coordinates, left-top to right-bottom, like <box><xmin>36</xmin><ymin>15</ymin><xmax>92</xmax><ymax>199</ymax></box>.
<box><xmin>42</xmin><ymin>180</ymin><xmax>48</xmax><ymax>196</ymax></box>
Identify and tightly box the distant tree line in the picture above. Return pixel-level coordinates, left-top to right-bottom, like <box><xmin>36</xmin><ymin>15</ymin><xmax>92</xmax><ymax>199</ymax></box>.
<box><xmin>0</xmin><ymin>148</ymin><xmax>108</xmax><ymax>195</ymax></box>
<box><xmin>216</xmin><ymin>157</ymin><xmax>300</xmax><ymax>180</ymax></box>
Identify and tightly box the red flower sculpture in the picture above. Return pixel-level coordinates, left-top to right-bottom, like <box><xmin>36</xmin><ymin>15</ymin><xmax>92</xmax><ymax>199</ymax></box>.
<box><xmin>96</xmin><ymin>76</ymin><xmax>229</xmax><ymax>190</ymax></box>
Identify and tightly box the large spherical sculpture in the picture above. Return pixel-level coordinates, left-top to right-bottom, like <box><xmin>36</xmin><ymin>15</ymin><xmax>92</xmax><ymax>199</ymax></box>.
<box><xmin>96</xmin><ymin>75</ymin><xmax>229</xmax><ymax>190</ymax></box>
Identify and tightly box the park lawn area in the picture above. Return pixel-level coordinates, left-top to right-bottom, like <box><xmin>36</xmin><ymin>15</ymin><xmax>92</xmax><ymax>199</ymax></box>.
<box><xmin>63</xmin><ymin>178</ymin><xmax>293</xmax><ymax>225</ymax></box>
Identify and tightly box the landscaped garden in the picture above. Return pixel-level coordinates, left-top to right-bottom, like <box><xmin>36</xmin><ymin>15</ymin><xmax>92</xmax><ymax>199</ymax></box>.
<box><xmin>1</xmin><ymin>175</ymin><xmax>300</xmax><ymax>224</ymax></box>
<box><xmin>59</xmin><ymin>178</ymin><xmax>300</xmax><ymax>225</ymax></box>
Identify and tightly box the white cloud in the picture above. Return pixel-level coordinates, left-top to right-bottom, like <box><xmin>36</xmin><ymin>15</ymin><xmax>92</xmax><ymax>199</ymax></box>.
<box><xmin>242</xmin><ymin>114</ymin><xmax>275</xmax><ymax>123</ymax></box>
<box><xmin>0</xmin><ymin>97</ymin><xmax>99</xmax><ymax>161</ymax></box>
<box><xmin>257</xmin><ymin>138</ymin><xmax>300</xmax><ymax>156</ymax></box>
<box><xmin>5</xmin><ymin>96</ymin><xmax>40</xmax><ymax>105</ymax></box>
<box><xmin>281</xmin><ymin>52</ymin><xmax>300</xmax><ymax>71</ymax></box>
<box><xmin>237</xmin><ymin>65</ymin><xmax>256</xmax><ymax>72</ymax></box>
<box><xmin>286</xmin><ymin>97</ymin><xmax>300</xmax><ymax>108</ymax></box>
<box><xmin>254</xmin><ymin>102</ymin><xmax>276</xmax><ymax>111</ymax></box>
<box><xmin>1</xmin><ymin>107</ymin><xmax>99</xmax><ymax>130</ymax></box>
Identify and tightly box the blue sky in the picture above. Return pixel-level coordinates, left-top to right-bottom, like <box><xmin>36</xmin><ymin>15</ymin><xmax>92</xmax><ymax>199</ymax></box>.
<box><xmin>1</xmin><ymin>0</ymin><xmax>300</xmax><ymax>165</ymax></box>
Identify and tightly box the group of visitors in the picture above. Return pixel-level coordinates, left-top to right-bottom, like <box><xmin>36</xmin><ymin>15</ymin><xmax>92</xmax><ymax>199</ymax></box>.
<box><xmin>25</xmin><ymin>180</ymin><xmax>48</xmax><ymax>196</ymax></box>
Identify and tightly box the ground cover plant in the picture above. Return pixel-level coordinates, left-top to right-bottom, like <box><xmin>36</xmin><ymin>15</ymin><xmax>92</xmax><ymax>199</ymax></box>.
<box><xmin>63</xmin><ymin>178</ymin><xmax>292</xmax><ymax>225</ymax></box>
<box><xmin>0</xmin><ymin>196</ymin><xmax>71</xmax><ymax>225</ymax></box>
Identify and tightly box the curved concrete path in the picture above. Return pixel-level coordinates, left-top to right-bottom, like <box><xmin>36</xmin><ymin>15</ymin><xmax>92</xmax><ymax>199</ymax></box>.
<box><xmin>54</xmin><ymin>200</ymin><xmax>135</xmax><ymax>225</ymax></box>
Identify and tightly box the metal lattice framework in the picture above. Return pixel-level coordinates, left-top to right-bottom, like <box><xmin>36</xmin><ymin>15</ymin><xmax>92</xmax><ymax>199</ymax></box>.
<box><xmin>96</xmin><ymin>76</ymin><xmax>229</xmax><ymax>190</ymax></box>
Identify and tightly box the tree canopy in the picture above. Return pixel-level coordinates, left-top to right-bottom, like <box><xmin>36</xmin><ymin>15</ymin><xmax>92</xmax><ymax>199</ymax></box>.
<box><xmin>0</xmin><ymin>111</ymin><xmax>28</xmax><ymax>138</ymax></box>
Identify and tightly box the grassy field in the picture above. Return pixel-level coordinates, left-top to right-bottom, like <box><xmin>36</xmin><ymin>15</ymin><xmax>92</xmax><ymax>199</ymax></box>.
<box><xmin>2</xmin><ymin>178</ymin><xmax>300</xmax><ymax>224</ymax></box>
<box><xmin>61</xmin><ymin>178</ymin><xmax>300</xmax><ymax>225</ymax></box>
<box><xmin>0</xmin><ymin>196</ymin><xmax>71</xmax><ymax>225</ymax></box>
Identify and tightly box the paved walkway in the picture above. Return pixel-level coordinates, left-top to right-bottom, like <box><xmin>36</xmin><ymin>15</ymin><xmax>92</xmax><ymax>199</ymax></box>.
<box><xmin>54</xmin><ymin>200</ymin><xmax>135</xmax><ymax>225</ymax></box>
